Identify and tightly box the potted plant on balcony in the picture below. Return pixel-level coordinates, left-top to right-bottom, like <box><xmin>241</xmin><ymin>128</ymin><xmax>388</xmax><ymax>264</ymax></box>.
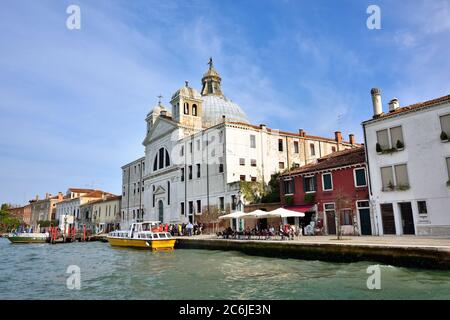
<box><xmin>386</xmin><ymin>181</ymin><xmax>395</xmax><ymax>191</ymax></box>
<box><xmin>376</xmin><ymin>143</ymin><xmax>382</xmax><ymax>153</ymax></box>
<box><xmin>396</xmin><ymin>183</ymin><xmax>410</xmax><ymax>191</ymax></box>
<box><xmin>304</xmin><ymin>193</ymin><xmax>315</xmax><ymax>204</ymax></box>
<box><xmin>284</xmin><ymin>195</ymin><xmax>294</xmax><ymax>205</ymax></box>
<box><xmin>396</xmin><ymin>140</ymin><xmax>404</xmax><ymax>150</ymax></box>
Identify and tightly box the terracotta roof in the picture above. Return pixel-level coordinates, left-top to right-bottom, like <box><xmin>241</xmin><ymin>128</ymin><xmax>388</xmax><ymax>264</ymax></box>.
<box><xmin>84</xmin><ymin>195</ymin><xmax>121</xmax><ymax>205</ymax></box>
<box><xmin>281</xmin><ymin>147</ymin><xmax>365</xmax><ymax>176</ymax></box>
<box><xmin>83</xmin><ymin>190</ymin><xmax>114</xmax><ymax>198</ymax></box>
<box><xmin>226</xmin><ymin>121</ymin><xmax>358</xmax><ymax>145</ymax></box>
<box><xmin>365</xmin><ymin>94</ymin><xmax>450</xmax><ymax>122</ymax></box>
<box><xmin>68</xmin><ymin>188</ymin><xmax>97</xmax><ymax>193</ymax></box>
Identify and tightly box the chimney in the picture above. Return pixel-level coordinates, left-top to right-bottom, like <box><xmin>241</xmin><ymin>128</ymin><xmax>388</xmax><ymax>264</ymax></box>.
<box><xmin>57</xmin><ymin>192</ymin><xmax>64</xmax><ymax>201</ymax></box>
<box><xmin>259</xmin><ymin>124</ymin><xmax>267</xmax><ymax>130</ymax></box>
<box><xmin>371</xmin><ymin>88</ymin><xmax>383</xmax><ymax>118</ymax></box>
<box><xmin>349</xmin><ymin>134</ymin><xmax>355</xmax><ymax>145</ymax></box>
<box><xmin>335</xmin><ymin>131</ymin><xmax>342</xmax><ymax>144</ymax></box>
<box><xmin>389</xmin><ymin>98</ymin><xmax>399</xmax><ymax>112</ymax></box>
<box><xmin>222</xmin><ymin>115</ymin><xmax>226</xmax><ymax>123</ymax></box>
<box><xmin>299</xmin><ymin>129</ymin><xmax>305</xmax><ymax>137</ymax></box>
<box><xmin>45</xmin><ymin>193</ymin><xmax>49</xmax><ymax>200</ymax></box>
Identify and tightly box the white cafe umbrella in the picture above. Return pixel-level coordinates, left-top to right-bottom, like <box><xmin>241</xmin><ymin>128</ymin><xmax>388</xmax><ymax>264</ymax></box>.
<box><xmin>218</xmin><ymin>211</ymin><xmax>247</xmax><ymax>220</ymax></box>
<box><xmin>269</xmin><ymin>207</ymin><xmax>306</xmax><ymax>218</ymax></box>
<box><xmin>240</xmin><ymin>209</ymin><xmax>280</xmax><ymax>219</ymax></box>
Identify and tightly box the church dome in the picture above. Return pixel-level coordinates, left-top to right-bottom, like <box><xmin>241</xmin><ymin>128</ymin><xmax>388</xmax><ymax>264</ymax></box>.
<box><xmin>199</xmin><ymin>58</ymin><xmax>249</xmax><ymax>127</ymax></box>
<box><xmin>171</xmin><ymin>81</ymin><xmax>202</xmax><ymax>101</ymax></box>
<box><xmin>201</xmin><ymin>95</ymin><xmax>249</xmax><ymax>127</ymax></box>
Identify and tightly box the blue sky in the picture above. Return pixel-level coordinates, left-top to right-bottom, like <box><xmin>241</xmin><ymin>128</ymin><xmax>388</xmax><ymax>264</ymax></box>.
<box><xmin>1</xmin><ymin>0</ymin><xmax>449</xmax><ymax>205</ymax></box>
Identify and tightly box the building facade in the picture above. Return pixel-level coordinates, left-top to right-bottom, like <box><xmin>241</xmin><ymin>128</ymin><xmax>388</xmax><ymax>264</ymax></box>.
<box><xmin>363</xmin><ymin>89</ymin><xmax>450</xmax><ymax>236</ymax></box>
<box><xmin>123</xmin><ymin>59</ymin><xmax>358</xmax><ymax>226</ymax></box>
<box><xmin>120</xmin><ymin>157</ymin><xmax>145</xmax><ymax>230</ymax></box>
<box><xmin>55</xmin><ymin>188</ymin><xmax>111</xmax><ymax>231</ymax></box>
<box><xmin>8</xmin><ymin>204</ymin><xmax>32</xmax><ymax>227</ymax></box>
<box><xmin>280</xmin><ymin>147</ymin><xmax>370</xmax><ymax>235</ymax></box>
<box><xmin>88</xmin><ymin>195</ymin><xmax>121</xmax><ymax>234</ymax></box>
<box><xmin>30</xmin><ymin>192</ymin><xmax>64</xmax><ymax>227</ymax></box>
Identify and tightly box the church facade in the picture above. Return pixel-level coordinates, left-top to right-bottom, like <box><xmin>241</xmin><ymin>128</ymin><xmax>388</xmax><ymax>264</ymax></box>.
<box><xmin>120</xmin><ymin>60</ymin><xmax>358</xmax><ymax>229</ymax></box>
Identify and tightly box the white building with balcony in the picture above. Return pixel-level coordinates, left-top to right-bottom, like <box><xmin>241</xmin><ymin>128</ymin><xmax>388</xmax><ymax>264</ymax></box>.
<box><xmin>363</xmin><ymin>88</ymin><xmax>450</xmax><ymax>236</ymax></box>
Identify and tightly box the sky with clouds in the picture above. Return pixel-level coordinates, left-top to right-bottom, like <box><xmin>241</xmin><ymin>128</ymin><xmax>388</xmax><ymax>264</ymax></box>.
<box><xmin>1</xmin><ymin>0</ymin><xmax>449</xmax><ymax>205</ymax></box>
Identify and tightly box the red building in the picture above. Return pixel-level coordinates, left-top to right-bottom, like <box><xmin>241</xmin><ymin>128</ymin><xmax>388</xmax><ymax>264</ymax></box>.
<box><xmin>280</xmin><ymin>147</ymin><xmax>371</xmax><ymax>235</ymax></box>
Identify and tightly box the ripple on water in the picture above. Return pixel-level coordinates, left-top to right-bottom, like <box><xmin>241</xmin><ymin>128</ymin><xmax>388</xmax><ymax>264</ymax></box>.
<box><xmin>0</xmin><ymin>239</ymin><xmax>449</xmax><ymax>300</ymax></box>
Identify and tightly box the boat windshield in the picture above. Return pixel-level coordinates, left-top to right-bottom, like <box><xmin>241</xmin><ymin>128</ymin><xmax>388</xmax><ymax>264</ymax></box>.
<box><xmin>141</xmin><ymin>222</ymin><xmax>159</xmax><ymax>231</ymax></box>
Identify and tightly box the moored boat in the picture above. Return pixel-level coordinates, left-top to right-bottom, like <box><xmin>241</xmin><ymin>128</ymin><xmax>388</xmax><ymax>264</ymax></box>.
<box><xmin>107</xmin><ymin>221</ymin><xmax>176</xmax><ymax>251</ymax></box>
<box><xmin>6</xmin><ymin>232</ymin><xmax>49</xmax><ymax>244</ymax></box>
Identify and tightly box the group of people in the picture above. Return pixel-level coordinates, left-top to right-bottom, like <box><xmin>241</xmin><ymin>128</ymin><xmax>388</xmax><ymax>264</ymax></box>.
<box><xmin>166</xmin><ymin>222</ymin><xmax>204</xmax><ymax>237</ymax></box>
<box><xmin>218</xmin><ymin>223</ymin><xmax>303</xmax><ymax>240</ymax></box>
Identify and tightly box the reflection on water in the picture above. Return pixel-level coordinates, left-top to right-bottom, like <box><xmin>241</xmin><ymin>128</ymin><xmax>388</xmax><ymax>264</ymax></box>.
<box><xmin>0</xmin><ymin>238</ymin><xmax>449</xmax><ymax>300</ymax></box>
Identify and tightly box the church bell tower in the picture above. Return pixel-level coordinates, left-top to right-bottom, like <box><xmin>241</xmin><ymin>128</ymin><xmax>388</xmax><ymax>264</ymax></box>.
<box><xmin>171</xmin><ymin>81</ymin><xmax>203</xmax><ymax>129</ymax></box>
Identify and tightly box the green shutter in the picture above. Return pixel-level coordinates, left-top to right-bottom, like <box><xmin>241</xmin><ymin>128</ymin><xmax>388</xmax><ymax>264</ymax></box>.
<box><xmin>356</xmin><ymin>169</ymin><xmax>367</xmax><ymax>186</ymax></box>
<box><xmin>323</xmin><ymin>174</ymin><xmax>332</xmax><ymax>190</ymax></box>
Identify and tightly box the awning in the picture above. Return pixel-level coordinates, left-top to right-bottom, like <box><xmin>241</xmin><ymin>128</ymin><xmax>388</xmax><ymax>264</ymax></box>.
<box><xmin>284</xmin><ymin>205</ymin><xmax>314</xmax><ymax>213</ymax></box>
<box><xmin>269</xmin><ymin>207</ymin><xmax>305</xmax><ymax>218</ymax></box>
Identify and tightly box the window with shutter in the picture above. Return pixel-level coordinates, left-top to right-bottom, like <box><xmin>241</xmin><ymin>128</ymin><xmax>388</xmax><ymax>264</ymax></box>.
<box><xmin>354</xmin><ymin>168</ymin><xmax>367</xmax><ymax>187</ymax></box>
<box><xmin>304</xmin><ymin>176</ymin><xmax>316</xmax><ymax>192</ymax></box>
<box><xmin>322</xmin><ymin>173</ymin><xmax>333</xmax><ymax>191</ymax></box>
<box><xmin>283</xmin><ymin>179</ymin><xmax>295</xmax><ymax>194</ymax></box>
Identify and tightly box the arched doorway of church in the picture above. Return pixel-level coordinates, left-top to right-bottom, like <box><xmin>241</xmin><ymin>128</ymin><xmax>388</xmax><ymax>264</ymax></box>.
<box><xmin>158</xmin><ymin>200</ymin><xmax>164</xmax><ymax>223</ymax></box>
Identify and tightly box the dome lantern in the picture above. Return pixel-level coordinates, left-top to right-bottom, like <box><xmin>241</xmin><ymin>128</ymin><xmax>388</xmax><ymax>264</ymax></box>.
<box><xmin>201</xmin><ymin>57</ymin><xmax>223</xmax><ymax>97</ymax></box>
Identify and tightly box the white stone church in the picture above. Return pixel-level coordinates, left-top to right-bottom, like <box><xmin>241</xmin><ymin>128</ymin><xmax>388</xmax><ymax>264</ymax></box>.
<box><xmin>120</xmin><ymin>59</ymin><xmax>357</xmax><ymax>229</ymax></box>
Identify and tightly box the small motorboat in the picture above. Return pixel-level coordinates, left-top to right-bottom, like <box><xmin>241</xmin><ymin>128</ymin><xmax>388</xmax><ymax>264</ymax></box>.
<box><xmin>107</xmin><ymin>221</ymin><xmax>176</xmax><ymax>251</ymax></box>
<box><xmin>6</xmin><ymin>232</ymin><xmax>49</xmax><ymax>244</ymax></box>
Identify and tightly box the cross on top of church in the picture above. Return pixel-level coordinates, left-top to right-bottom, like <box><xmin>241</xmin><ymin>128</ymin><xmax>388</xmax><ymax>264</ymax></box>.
<box><xmin>157</xmin><ymin>94</ymin><xmax>163</xmax><ymax>106</ymax></box>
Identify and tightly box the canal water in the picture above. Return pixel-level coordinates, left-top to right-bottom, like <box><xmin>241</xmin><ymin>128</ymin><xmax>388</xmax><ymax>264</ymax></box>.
<box><xmin>0</xmin><ymin>238</ymin><xmax>449</xmax><ymax>300</ymax></box>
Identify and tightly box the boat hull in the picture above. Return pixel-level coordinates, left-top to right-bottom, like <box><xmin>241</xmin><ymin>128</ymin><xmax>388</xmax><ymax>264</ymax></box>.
<box><xmin>107</xmin><ymin>237</ymin><xmax>176</xmax><ymax>251</ymax></box>
<box><xmin>7</xmin><ymin>235</ymin><xmax>48</xmax><ymax>244</ymax></box>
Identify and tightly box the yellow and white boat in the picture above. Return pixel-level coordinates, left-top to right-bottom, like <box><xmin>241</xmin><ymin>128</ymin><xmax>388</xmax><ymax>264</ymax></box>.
<box><xmin>107</xmin><ymin>221</ymin><xmax>176</xmax><ymax>251</ymax></box>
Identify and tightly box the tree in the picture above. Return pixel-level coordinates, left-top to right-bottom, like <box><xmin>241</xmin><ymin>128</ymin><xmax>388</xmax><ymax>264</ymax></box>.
<box><xmin>0</xmin><ymin>203</ymin><xmax>21</xmax><ymax>232</ymax></box>
<box><xmin>261</xmin><ymin>173</ymin><xmax>281</xmax><ymax>203</ymax></box>
<box><xmin>195</xmin><ymin>205</ymin><xmax>225</xmax><ymax>234</ymax></box>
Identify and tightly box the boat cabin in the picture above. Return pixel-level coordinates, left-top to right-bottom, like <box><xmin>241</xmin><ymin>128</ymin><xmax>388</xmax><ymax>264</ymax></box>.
<box><xmin>108</xmin><ymin>221</ymin><xmax>172</xmax><ymax>240</ymax></box>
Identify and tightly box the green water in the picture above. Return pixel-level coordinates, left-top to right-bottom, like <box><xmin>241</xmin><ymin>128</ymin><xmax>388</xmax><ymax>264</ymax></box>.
<box><xmin>0</xmin><ymin>238</ymin><xmax>449</xmax><ymax>299</ymax></box>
